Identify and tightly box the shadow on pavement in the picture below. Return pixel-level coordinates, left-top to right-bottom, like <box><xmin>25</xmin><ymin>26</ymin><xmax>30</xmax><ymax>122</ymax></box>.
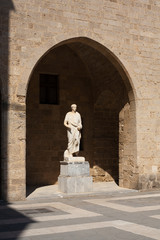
<box><xmin>0</xmin><ymin>201</ymin><xmax>35</xmax><ymax>240</ymax></box>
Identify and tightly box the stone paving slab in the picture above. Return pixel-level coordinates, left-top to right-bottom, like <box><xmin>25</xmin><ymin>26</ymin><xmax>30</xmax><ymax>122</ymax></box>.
<box><xmin>26</xmin><ymin>181</ymin><xmax>137</xmax><ymax>200</ymax></box>
<box><xmin>0</xmin><ymin>190</ymin><xmax>160</xmax><ymax>240</ymax></box>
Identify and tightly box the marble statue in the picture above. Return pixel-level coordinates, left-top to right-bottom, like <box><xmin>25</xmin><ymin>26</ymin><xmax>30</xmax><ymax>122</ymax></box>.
<box><xmin>59</xmin><ymin>104</ymin><xmax>92</xmax><ymax>193</ymax></box>
<box><xmin>64</xmin><ymin>104</ymin><xmax>82</xmax><ymax>158</ymax></box>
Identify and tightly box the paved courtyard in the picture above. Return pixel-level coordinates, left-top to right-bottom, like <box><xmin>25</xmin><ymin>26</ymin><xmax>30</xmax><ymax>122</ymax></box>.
<box><xmin>0</xmin><ymin>185</ymin><xmax>160</xmax><ymax>240</ymax></box>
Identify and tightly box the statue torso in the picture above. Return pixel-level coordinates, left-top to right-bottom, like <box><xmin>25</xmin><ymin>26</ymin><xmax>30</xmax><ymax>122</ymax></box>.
<box><xmin>65</xmin><ymin>112</ymin><xmax>81</xmax><ymax>127</ymax></box>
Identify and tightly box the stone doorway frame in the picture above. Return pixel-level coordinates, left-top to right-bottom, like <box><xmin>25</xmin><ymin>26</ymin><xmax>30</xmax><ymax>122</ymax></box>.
<box><xmin>17</xmin><ymin>36</ymin><xmax>137</xmax><ymax>201</ymax></box>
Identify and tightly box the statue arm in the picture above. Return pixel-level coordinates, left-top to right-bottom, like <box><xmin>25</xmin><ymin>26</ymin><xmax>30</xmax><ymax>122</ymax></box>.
<box><xmin>77</xmin><ymin>114</ymin><xmax>82</xmax><ymax>130</ymax></box>
<box><xmin>64</xmin><ymin>120</ymin><xmax>71</xmax><ymax>129</ymax></box>
<box><xmin>64</xmin><ymin>113</ymin><xmax>71</xmax><ymax>129</ymax></box>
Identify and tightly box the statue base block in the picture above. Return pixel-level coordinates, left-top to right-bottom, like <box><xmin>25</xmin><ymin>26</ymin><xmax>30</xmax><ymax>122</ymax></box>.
<box><xmin>64</xmin><ymin>156</ymin><xmax>85</xmax><ymax>162</ymax></box>
<box><xmin>58</xmin><ymin>161</ymin><xmax>93</xmax><ymax>193</ymax></box>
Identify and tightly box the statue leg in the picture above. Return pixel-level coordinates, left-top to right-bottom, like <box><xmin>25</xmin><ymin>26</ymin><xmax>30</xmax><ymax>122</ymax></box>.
<box><xmin>64</xmin><ymin>149</ymin><xmax>72</xmax><ymax>158</ymax></box>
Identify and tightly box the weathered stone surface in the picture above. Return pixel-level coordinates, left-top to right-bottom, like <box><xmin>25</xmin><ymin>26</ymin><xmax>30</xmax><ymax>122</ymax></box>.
<box><xmin>139</xmin><ymin>173</ymin><xmax>160</xmax><ymax>190</ymax></box>
<box><xmin>60</xmin><ymin>161</ymin><xmax>89</xmax><ymax>176</ymax></box>
<box><xmin>58</xmin><ymin>176</ymin><xmax>93</xmax><ymax>193</ymax></box>
<box><xmin>1</xmin><ymin>0</ymin><xmax>160</xmax><ymax>200</ymax></box>
<box><xmin>58</xmin><ymin>161</ymin><xmax>93</xmax><ymax>193</ymax></box>
<box><xmin>64</xmin><ymin>157</ymin><xmax>85</xmax><ymax>163</ymax></box>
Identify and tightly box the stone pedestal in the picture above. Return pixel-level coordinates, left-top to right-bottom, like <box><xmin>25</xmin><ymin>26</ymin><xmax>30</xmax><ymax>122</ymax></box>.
<box><xmin>64</xmin><ymin>156</ymin><xmax>85</xmax><ymax>162</ymax></box>
<box><xmin>58</xmin><ymin>158</ymin><xmax>93</xmax><ymax>193</ymax></box>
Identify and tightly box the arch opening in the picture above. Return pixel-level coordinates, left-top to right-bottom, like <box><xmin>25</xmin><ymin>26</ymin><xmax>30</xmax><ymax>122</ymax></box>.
<box><xmin>26</xmin><ymin>38</ymin><xmax>137</xmax><ymax>194</ymax></box>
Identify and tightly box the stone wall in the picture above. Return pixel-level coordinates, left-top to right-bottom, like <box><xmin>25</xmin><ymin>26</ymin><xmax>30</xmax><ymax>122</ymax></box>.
<box><xmin>26</xmin><ymin>43</ymin><xmax>129</xmax><ymax>186</ymax></box>
<box><xmin>1</xmin><ymin>0</ymin><xmax>160</xmax><ymax>200</ymax></box>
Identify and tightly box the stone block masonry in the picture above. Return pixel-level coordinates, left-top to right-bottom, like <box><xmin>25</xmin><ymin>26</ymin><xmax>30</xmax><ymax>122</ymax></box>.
<box><xmin>1</xmin><ymin>0</ymin><xmax>160</xmax><ymax>200</ymax></box>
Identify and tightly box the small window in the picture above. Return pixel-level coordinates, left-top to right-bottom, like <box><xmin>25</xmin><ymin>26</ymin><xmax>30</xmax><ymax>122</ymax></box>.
<box><xmin>39</xmin><ymin>74</ymin><xmax>59</xmax><ymax>104</ymax></box>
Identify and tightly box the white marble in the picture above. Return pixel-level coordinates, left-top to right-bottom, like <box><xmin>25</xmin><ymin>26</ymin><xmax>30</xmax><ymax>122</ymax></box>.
<box><xmin>64</xmin><ymin>156</ymin><xmax>85</xmax><ymax>162</ymax></box>
<box><xmin>64</xmin><ymin>104</ymin><xmax>82</xmax><ymax>158</ymax></box>
<box><xmin>60</xmin><ymin>161</ymin><xmax>90</xmax><ymax>176</ymax></box>
<box><xmin>58</xmin><ymin>161</ymin><xmax>93</xmax><ymax>193</ymax></box>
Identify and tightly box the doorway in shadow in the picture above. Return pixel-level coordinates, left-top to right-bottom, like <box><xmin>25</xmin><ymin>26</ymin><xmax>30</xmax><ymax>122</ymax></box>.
<box><xmin>26</xmin><ymin>38</ymin><xmax>136</xmax><ymax>196</ymax></box>
<box><xmin>0</xmin><ymin>91</ymin><xmax>2</xmax><ymax>199</ymax></box>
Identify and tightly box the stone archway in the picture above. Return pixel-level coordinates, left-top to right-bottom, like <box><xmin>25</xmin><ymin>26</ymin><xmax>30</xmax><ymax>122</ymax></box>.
<box><xmin>26</xmin><ymin>37</ymin><xmax>137</xmax><ymax>194</ymax></box>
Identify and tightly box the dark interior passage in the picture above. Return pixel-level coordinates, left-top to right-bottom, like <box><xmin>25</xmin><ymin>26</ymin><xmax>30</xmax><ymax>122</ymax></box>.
<box><xmin>0</xmin><ymin>92</ymin><xmax>2</xmax><ymax>198</ymax></box>
<box><xmin>26</xmin><ymin>40</ymin><xmax>132</xmax><ymax>188</ymax></box>
<box><xmin>26</xmin><ymin>45</ymin><xmax>93</xmax><ymax>186</ymax></box>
